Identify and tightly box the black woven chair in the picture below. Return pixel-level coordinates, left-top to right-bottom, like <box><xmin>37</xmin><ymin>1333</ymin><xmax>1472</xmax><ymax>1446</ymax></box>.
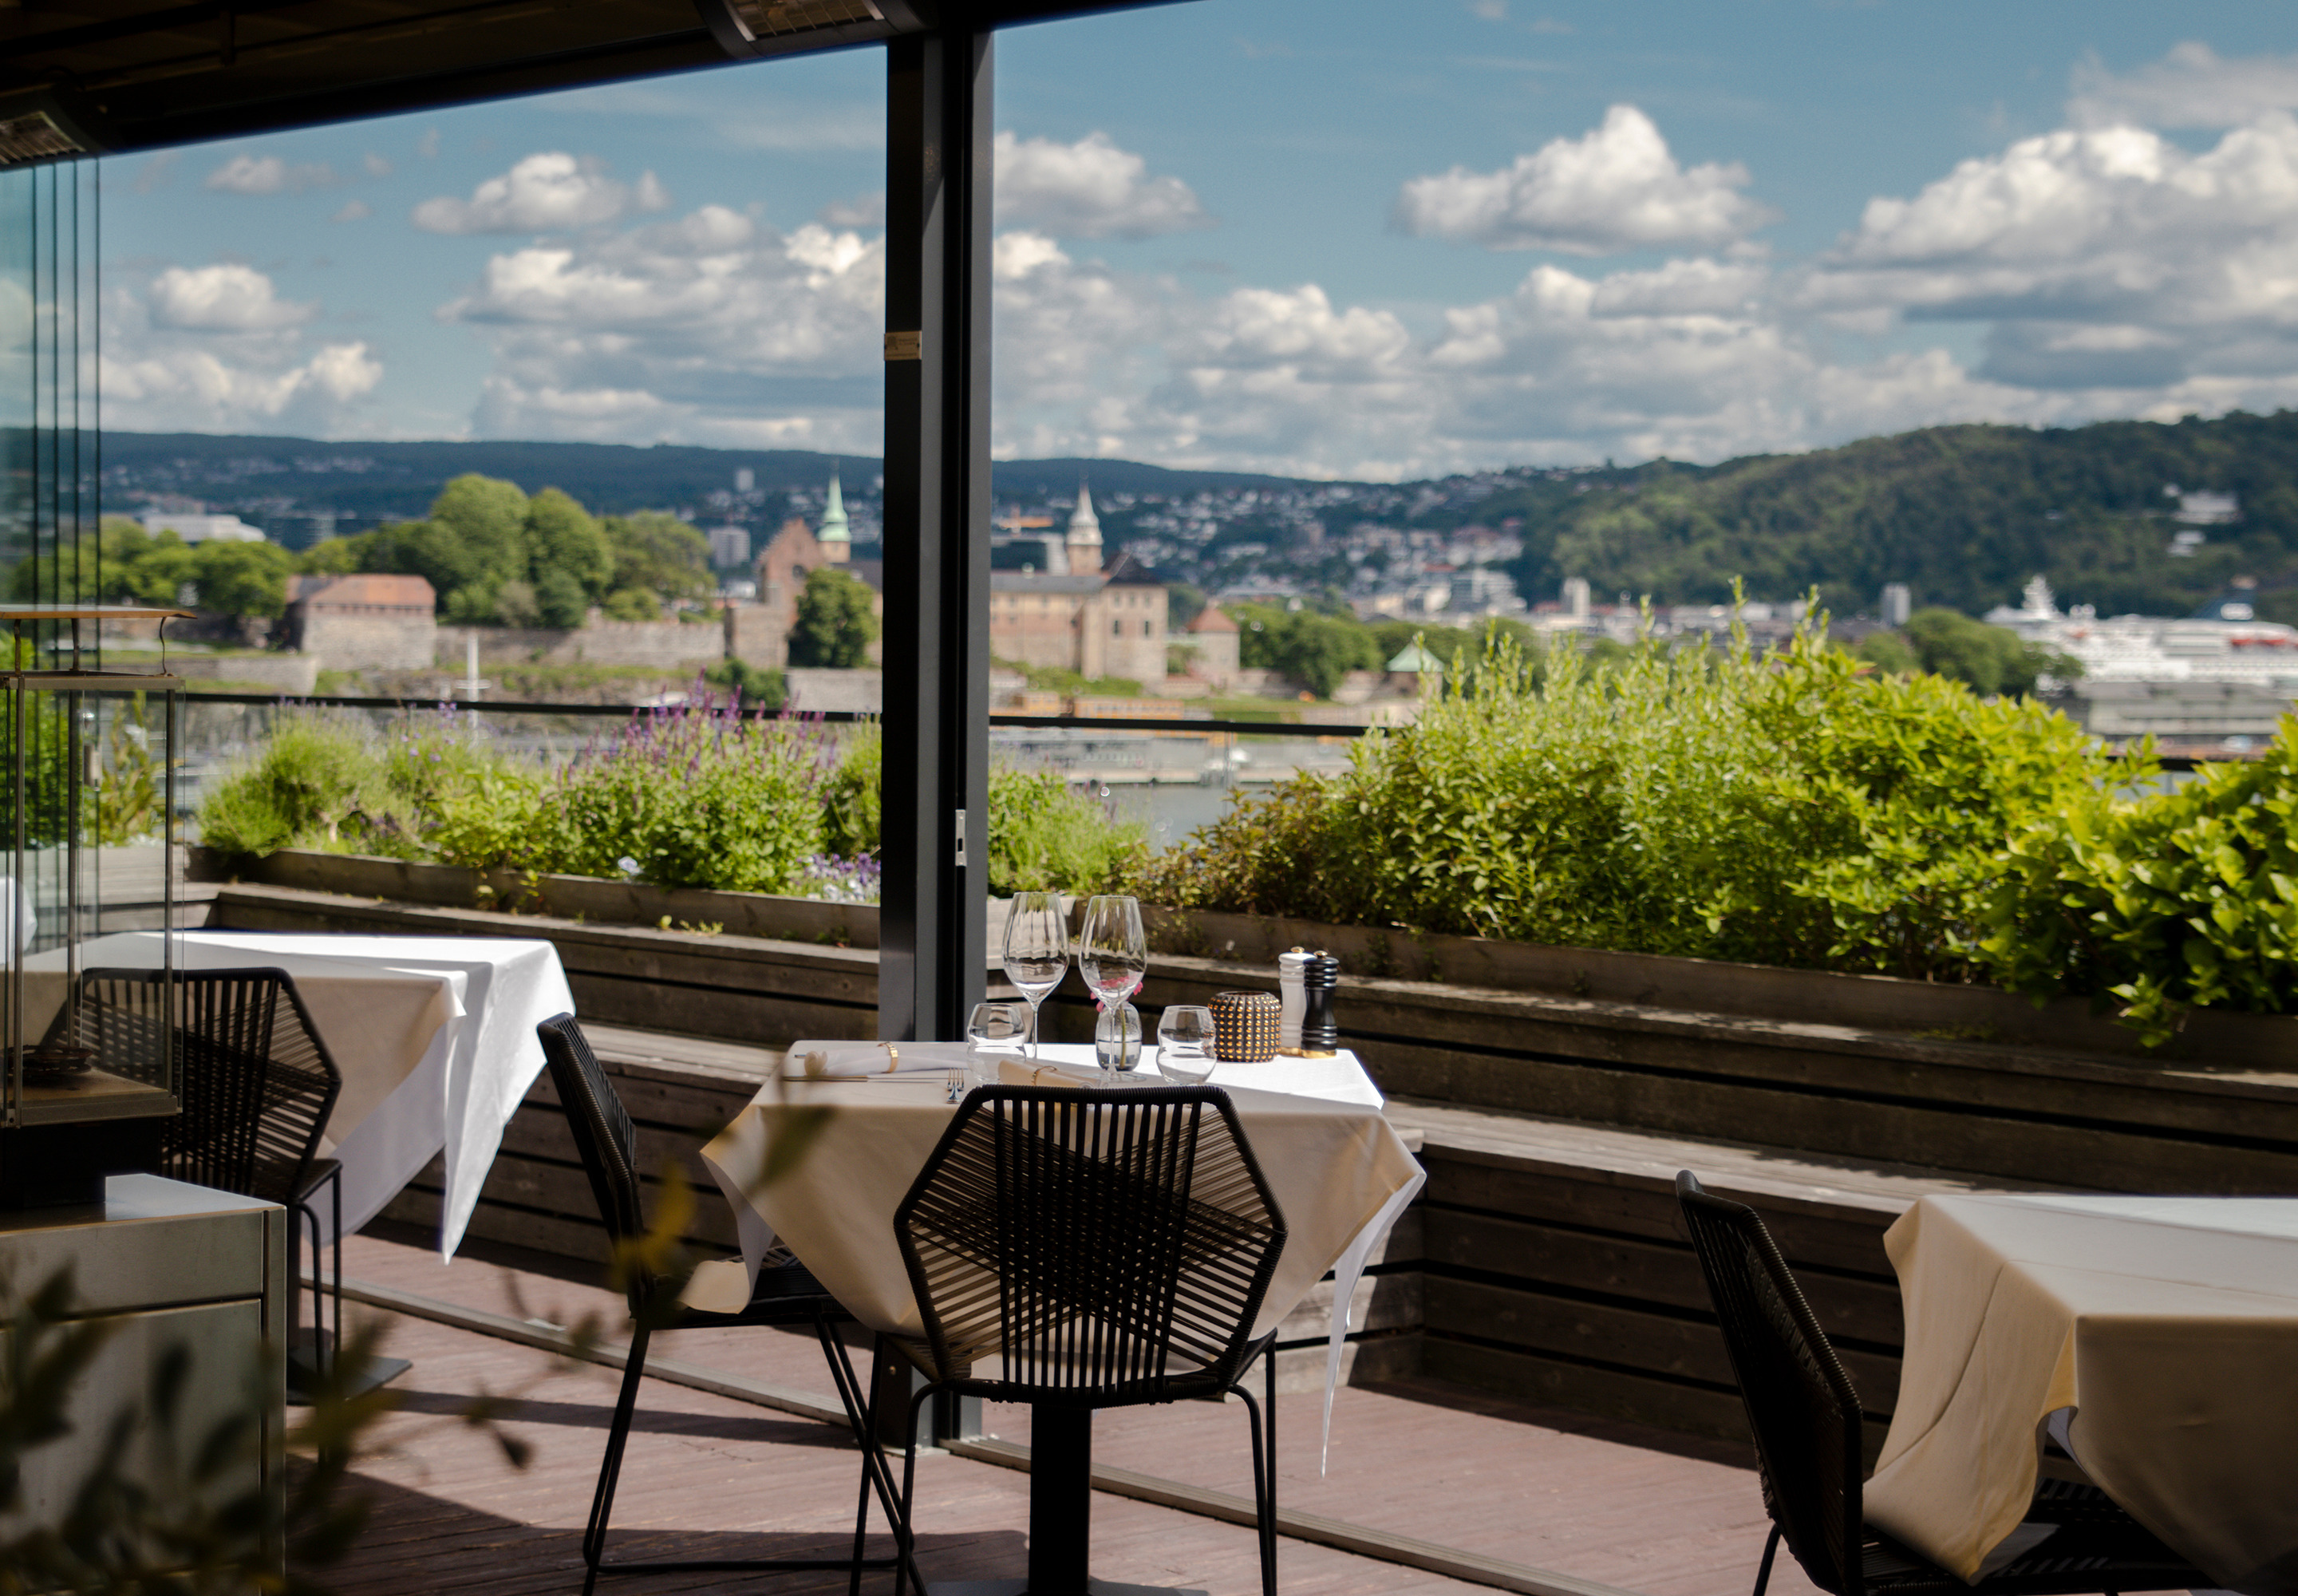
<box><xmin>1673</xmin><ymin>1170</ymin><xmax>2209</xmax><ymax>1596</ymax></box>
<box><xmin>537</xmin><ymin>1013</ymin><xmax>907</xmax><ymax>1596</ymax></box>
<box><xmin>76</xmin><ymin>967</ymin><xmax>348</xmax><ymax>1388</ymax></box>
<box><xmin>892</xmin><ymin>1084</ymin><xmax>1288</xmax><ymax>1596</ymax></box>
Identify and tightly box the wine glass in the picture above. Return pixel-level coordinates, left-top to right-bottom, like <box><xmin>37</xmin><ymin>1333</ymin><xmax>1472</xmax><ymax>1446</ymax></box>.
<box><xmin>1077</xmin><ymin>895</ymin><xmax>1147</xmax><ymax>1010</ymax></box>
<box><xmin>965</xmin><ymin>1000</ymin><xmax>1030</xmax><ymax>1085</ymax></box>
<box><xmin>1001</xmin><ymin>891</ymin><xmax>1068</xmax><ymax>1060</ymax></box>
<box><xmin>1155</xmin><ymin>1005</ymin><xmax>1216</xmax><ymax>1085</ymax></box>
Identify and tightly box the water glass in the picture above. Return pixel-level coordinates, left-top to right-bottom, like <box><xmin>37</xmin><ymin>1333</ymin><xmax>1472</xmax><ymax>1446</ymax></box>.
<box><xmin>1155</xmin><ymin>1005</ymin><xmax>1217</xmax><ymax>1085</ymax></box>
<box><xmin>1001</xmin><ymin>891</ymin><xmax>1069</xmax><ymax>1058</ymax></box>
<box><xmin>965</xmin><ymin>1000</ymin><xmax>1029</xmax><ymax>1084</ymax></box>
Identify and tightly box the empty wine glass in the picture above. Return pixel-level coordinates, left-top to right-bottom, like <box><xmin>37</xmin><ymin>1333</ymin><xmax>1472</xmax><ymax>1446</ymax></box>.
<box><xmin>1077</xmin><ymin>895</ymin><xmax>1147</xmax><ymax>1013</ymax></box>
<box><xmin>1001</xmin><ymin>891</ymin><xmax>1068</xmax><ymax>1060</ymax></box>
<box><xmin>1155</xmin><ymin>1005</ymin><xmax>1216</xmax><ymax>1085</ymax></box>
<box><xmin>965</xmin><ymin>1000</ymin><xmax>1029</xmax><ymax>1084</ymax></box>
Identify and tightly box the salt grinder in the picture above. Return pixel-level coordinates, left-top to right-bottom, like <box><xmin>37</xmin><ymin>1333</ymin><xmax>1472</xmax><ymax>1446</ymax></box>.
<box><xmin>1277</xmin><ymin>947</ymin><xmax>1312</xmax><ymax>1049</ymax></box>
<box><xmin>1300</xmin><ymin>950</ymin><xmax>1340</xmax><ymax>1055</ymax></box>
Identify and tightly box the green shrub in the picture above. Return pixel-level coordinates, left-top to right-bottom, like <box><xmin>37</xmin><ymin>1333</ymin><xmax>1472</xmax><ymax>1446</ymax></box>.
<box><xmin>198</xmin><ymin>713</ymin><xmax>406</xmax><ymax>857</ymax></box>
<box><xmin>536</xmin><ymin>704</ymin><xmax>830</xmax><ymax>892</ymax></box>
<box><xmin>988</xmin><ymin>768</ymin><xmax>1147</xmax><ymax>896</ymax></box>
<box><xmin>1135</xmin><ymin>615</ymin><xmax>2126</xmax><ymax>982</ymax></box>
<box><xmin>821</xmin><ymin>726</ymin><xmax>881</xmax><ymax>859</ymax></box>
<box><xmin>1980</xmin><ymin>729</ymin><xmax>2298</xmax><ymax>1044</ymax></box>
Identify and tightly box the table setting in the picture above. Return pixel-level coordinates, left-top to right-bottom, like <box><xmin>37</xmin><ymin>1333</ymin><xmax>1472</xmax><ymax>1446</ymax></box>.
<box><xmin>699</xmin><ymin>891</ymin><xmax>1424</xmax><ymax>1461</ymax></box>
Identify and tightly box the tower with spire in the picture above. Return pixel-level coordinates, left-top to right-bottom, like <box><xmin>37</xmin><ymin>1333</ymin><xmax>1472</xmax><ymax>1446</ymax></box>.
<box><xmin>1065</xmin><ymin>480</ymin><xmax>1102</xmax><ymax>575</ymax></box>
<box><xmin>818</xmin><ymin>464</ymin><xmax>851</xmax><ymax>564</ymax></box>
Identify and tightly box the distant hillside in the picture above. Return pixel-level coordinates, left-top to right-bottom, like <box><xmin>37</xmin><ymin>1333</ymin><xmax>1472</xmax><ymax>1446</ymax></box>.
<box><xmin>1492</xmin><ymin>412</ymin><xmax>2298</xmax><ymax>621</ymax></box>
<box><xmin>99</xmin><ymin>433</ymin><xmax>1320</xmax><ymax>524</ymax></box>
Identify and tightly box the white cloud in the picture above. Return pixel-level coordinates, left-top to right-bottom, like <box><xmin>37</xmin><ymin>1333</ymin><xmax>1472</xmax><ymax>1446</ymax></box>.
<box><xmin>995</xmin><ymin>131</ymin><xmax>1212</xmax><ymax>239</ymax></box>
<box><xmin>408</xmin><ymin>46</ymin><xmax>2298</xmax><ymax>478</ymax></box>
<box><xmin>148</xmin><ymin>264</ymin><xmax>315</xmax><ymax>331</ymax></box>
<box><xmin>2070</xmin><ymin>42</ymin><xmax>2298</xmax><ymax>130</ymax></box>
<box><xmin>205</xmin><ymin>154</ymin><xmax>339</xmax><ymax>195</ymax></box>
<box><xmin>413</xmin><ymin>152</ymin><xmax>661</xmax><ymax>235</ymax></box>
<box><xmin>442</xmin><ymin>203</ymin><xmax>885</xmax><ymax>448</ymax></box>
<box><xmin>417</xmin><ymin>128</ymin><xmax>441</xmax><ymax>159</ymax></box>
<box><xmin>363</xmin><ymin>152</ymin><xmax>393</xmax><ymax>178</ymax></box>
<box><xmin>821</xmin><ymin>191</ymin><xmax>886</xmax><ymax>229</ymax></box>
<box><xmin>1395</xmin><ymin>105</ymin><xmax>1773</xmax><ymax>254</ymax></box>
<box><xmin>101</xmin><ymin>267</ymin><xmax>381</xmax><ymax>436</ymax></box>
<box><xmin>331</xmin><ymin>200</ymin><xmax>372</xmax><ymax>224</ymax></box>
<box><xmin>1808</xmin><ymin>113</ymin><xmax>2298</xmax><ymax>389</ymax></box>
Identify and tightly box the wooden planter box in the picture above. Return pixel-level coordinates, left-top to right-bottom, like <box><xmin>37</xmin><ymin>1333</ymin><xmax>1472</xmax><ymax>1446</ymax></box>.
<box><xmin>190</xmin><ymin>846</ymin><xmax>879</xmax><ymax>946</ymax></box>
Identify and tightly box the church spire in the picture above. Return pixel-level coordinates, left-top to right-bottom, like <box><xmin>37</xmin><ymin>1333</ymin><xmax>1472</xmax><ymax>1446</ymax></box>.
<box><xmin>1066</xmin><ymin>479</ymin><xmax>1102</xmax><ymax>575</ymax></box>
<box><xmin>819</xmin><ymin>463</ymin><xmax>850</xmax><ymax>563</ymax></box>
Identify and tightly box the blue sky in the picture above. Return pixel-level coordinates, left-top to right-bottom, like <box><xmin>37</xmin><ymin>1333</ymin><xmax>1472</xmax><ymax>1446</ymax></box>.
<box><xmin>97</xmin><ymin>0</ymin><xmax>2298</xmax><ymax>479</ymax></box>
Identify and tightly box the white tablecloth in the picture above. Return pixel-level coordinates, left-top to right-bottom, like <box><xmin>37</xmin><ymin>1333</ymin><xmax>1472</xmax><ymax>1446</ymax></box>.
<box><xmin>24</xmin><ymin>930</ymin><xmax>574</xmax><ymax>1255</ymax></box>
<box><xmin>1865</xmin><ymin>1193</ymin><xmax>2298</xmax><ymax>1595</ymax></box>
<box><xmin>701</xmin><ymin>1043</ymin><xmax>1423</xmax><ymax>1460</ymax></box>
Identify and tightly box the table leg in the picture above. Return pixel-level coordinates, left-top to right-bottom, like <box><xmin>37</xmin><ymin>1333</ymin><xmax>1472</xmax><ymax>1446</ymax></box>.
<box><xmin>1029</xmin><ymin>1405</ymin><xmax>1093</xmax><ymax>1596</ymax></box>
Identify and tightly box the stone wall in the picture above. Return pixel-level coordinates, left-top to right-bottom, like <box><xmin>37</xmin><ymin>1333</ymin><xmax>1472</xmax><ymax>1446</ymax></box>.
<box><xmin>301</xmin><ymin>612</ymin><xmax>434</xmax><ymax>672</ymax></box>
<box><xmin>436</xmin><ymin>609</ymin><xmax>788</xmax><ymax>671</ymax></box>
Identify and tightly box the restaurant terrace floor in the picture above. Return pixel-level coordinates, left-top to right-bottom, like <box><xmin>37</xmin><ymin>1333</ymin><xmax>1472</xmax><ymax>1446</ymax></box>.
<box><xmin>318</xmin><ymin>1225</ymin><xmax>1830</xmax><ymax>1596</ymax></box>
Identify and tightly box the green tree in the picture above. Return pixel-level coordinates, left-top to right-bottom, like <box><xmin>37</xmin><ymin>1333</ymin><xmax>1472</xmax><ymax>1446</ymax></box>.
<box><xmin>788</xmin><ymin>567</ymin><xmax>880</xmax><ymax>668</ymax></box>
<box><xmin>534</xmin><ymin>567</ymin><xmax>590</xmax><ymax>629</ymax></box>
<box><xmin>429</xmin><ymin>473</ymin><xmax>531</xmax><ymax>589</ymax></box>
<box><xmin>602</xmin><ymin>512</ymin><xmax>713</xmax><ymax>604</ymax></box>
<box><xmin>1853</xmin><ymin>630</ymin><xmax>1921</xmax><ymax>675</ymax></box>
<box><xmin>525</xmin><ymin>486</ymin><xmax>614</xmax><ymax>598</ymax></box>
<box><xmin>600</xmin><ymin>587</ymin><xmax>663</xmax><ymax>622</ymax></box>
<box><xmin>1233</xmin><ymin>603</ymin><xmax>1383</xmax><ymax>697</ymax></box>
<box><xmin>357</xmin><ymin>518</ymin><xmax>488</xmax><ymax>605</ymax></box>
<box><xmin>188</xmin><ymin>539</ymin><xmax>296</xmax><ymax>618</ymax></box>
<box><xmin>298</xmin><ymin>535</ymin><xmax>362</xmax><ymax>576</ymax></box>
<box><xmin>1900</xmin><ymin>608</ymin><xmax>2076</xmax><ymax>697</ymax></box>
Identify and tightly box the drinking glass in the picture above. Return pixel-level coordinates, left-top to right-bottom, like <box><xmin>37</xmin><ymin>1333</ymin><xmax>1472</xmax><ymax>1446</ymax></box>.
<box><xmin>1076</xmin><ymin>895</ymin><xmax>1147</xmax><ymax>1013</ymax></box>
<box><xmin>965</xmin><ymin>1000</ymin><xmax>1030</xmax><ymax>1084</ymax></box>
<box><xmin>1155</xmin><ymin>1005</ymin><xmax>1216</xmax><ymax>1085</ymax></box>
<box><xmin>1001</xmin><ymin>891</ymin><xmax>1068</xmax><ymax>1060</ymax></box>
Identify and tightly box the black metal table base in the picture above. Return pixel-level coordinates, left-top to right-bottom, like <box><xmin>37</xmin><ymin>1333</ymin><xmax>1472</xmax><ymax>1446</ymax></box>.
<box><xmin>917</xmin><ymin>1406</ymin><xmax>1203</xmax><ymax>1596</ymax></box>
<box><xmin>286</xmin><ymin>1328</ymin><xmax>410</xmax><ymax>1405</ymax></box>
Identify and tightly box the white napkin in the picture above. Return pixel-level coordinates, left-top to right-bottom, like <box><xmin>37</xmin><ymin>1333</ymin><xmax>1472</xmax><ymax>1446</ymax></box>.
<box><xmin>783</xmin><ymin>1041</ymin><xmax>977</xmax><ymax>1079</ymax></box>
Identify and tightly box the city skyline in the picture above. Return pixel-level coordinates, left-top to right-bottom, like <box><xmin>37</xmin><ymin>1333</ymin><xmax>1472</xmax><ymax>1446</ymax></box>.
<box><xmin>94</xmin><ymin>0</ymin><xmax>2298</xmax><ymax>480</ymax></box>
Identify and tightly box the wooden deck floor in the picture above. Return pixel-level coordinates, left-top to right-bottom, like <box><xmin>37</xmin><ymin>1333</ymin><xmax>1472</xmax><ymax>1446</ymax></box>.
<box><xmin>316</xmin><ymin>1227</ymin><xmax>1831</xmax><ymax>1596</ymax></box>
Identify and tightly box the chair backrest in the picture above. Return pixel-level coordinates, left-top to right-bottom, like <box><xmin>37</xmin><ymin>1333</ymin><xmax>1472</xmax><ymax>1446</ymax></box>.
<box><xmin>77</xmin><ymin>967</ymin><xmax>342</xmax><ymax>1207</ymax></box>
<box><xmin>894</xmin><ymin>1085</ymin><xmax>1286</xmax><ymax>1403</ymax></box>
<box><xmin>1676</xmin><ymin>1171</ymin><xmax>1866</xmax><ymax>1596</ymax></box>
<box><xmin>535</xmin><ymin>1013</ymin><xmax>653</xmax><ymax>1303</ymax></box>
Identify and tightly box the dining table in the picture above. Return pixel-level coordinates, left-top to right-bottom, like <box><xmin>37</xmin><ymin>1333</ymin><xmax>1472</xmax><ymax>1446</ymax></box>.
<box><xmin>22</xmin><ymin>929</ymin><xmax>575</xmax><ymax>1256</ymax></box>
<box><xmin>698</xmin><ymin>1040</ymin><xmax>1425</xmax><ymax>1596</ymax></box>
<box><xmin>1863</xmin><ymin>1192</ymin><xmax>2298</xmax><ymax>1596</ymax></box>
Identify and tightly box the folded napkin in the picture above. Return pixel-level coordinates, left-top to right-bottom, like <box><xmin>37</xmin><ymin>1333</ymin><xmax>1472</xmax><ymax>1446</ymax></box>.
<box><xmin>782</xmin><ymin>1041</ymin><xmax>977</xmax><ymax>1080</ymax></box>
<box><xmin>995</xmin><ymin>1057</ymin><xmax>1100</xmax><ymax>1089</ymax></box>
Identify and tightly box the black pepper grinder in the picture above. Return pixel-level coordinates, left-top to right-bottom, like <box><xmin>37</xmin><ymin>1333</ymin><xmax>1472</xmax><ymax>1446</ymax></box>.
<box><xmin>1301</xmin><ymin>950</ymin><xmax>1340</xmax><ymax>1056</ymax></box>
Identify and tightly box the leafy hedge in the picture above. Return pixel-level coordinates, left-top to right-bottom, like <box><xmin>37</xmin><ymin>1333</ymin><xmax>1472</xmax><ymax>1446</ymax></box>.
<box><xmin>1131</xmin><ymin>621</ymin><xmax>2298</xmax><ymax>1042</ymax></box>
<box><xmin>199</xmin><ymin>693</ymin><xmax>1144</xmax><ymax>900</ymax></box>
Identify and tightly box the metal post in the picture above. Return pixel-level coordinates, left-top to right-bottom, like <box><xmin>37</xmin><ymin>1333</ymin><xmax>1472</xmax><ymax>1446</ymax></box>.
<box><xmin>879</xmin><ymin>25</ymin><xmax>993</xmax><ymax>1049</ymax></box>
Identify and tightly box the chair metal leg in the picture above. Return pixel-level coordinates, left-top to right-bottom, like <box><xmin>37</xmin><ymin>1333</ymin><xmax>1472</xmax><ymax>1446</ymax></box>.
<box><xmin>895</xmin><ymin>1382</ymin><xmax>940</xmax><ymax>1596</ymax></box>
<box><xmin>1752</xmin><ymin>1523</ymin><xmax>1782</xmax><ymax>1596</ymax></box>
<box><xmin>583</xmin><ymin>1320</ymin><xmax>653</xmax><ymax>1595</ymax></box>
<box><xmin>1265</xmin><ymin>1341</ymin><xmax>1278</xmax><ymax>1596</ymax></box>
<box><xmin>812</xmin><ymin>1314</ymin><xmax>913</xmax><ymax>1596</ymax></box>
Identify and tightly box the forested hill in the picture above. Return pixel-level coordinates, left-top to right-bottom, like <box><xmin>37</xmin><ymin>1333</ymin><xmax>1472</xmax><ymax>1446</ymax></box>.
<box><xmin>1492</xmin><ymin>411</ymin><xmax>2298</xmax><ymax>621</ymax></box>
